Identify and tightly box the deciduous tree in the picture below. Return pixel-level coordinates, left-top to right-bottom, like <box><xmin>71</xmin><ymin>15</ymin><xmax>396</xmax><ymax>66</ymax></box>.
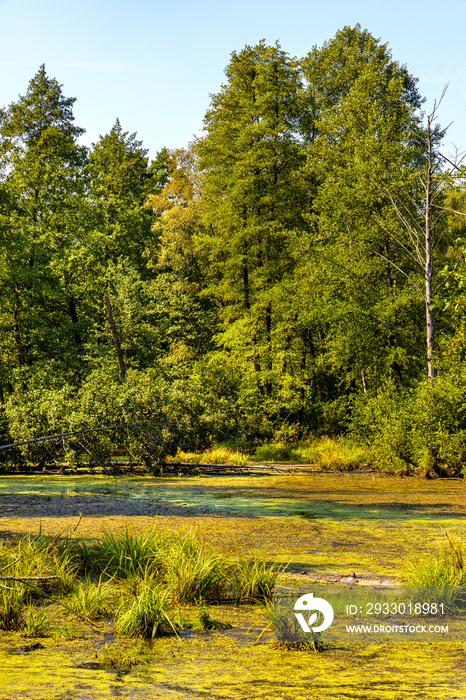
<box><xmin>197</xmin><ymin>41</ymin><xmax>310</xmax><ymax>415</ymax></box>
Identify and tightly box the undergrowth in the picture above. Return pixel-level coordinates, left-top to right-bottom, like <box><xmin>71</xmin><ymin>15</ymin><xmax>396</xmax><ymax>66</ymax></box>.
<box><xmin>172</xmin><ymin>437</ymin><xmax>372</xmax><ymax>471</ymax></box>
<box><xmin>403</xmin><ymin>530</ymin><xmax>466</xmax><ymax>610</ymax></box>
<box><xmin>254</xmin><ymin>437</ymin><xmax>371</xmax><ymax>470</ymax></box>
<box><xmin>173</xmin><ymin>446</ymin><xmax>250</xmax><ymax>465</ymax></box>
<box><xmin>0</xmin><ymin>527</ymin><xmax>280</xmax><ymax>639</ymax></box>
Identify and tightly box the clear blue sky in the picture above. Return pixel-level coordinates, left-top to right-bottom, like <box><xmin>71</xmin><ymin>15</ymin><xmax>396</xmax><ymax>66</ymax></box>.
<box><xmin>0</xmin><ymin>0</ymin><xmax>465</xmax><ymax>159</ymax></box>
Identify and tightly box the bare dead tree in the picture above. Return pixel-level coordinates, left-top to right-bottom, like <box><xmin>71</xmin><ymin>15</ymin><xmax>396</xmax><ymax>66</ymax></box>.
<box><xmin>370</xmin><ymin>91</ymin><xmax>466</xmax><ymax>381</ymax></box>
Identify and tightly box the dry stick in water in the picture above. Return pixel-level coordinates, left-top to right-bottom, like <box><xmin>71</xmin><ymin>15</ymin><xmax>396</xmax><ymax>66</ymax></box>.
<box><xmin>441</xmin><ymin>527</ymin><xmax>464</xmax><ymax>571</ymax></box>
<box><xmin>0</xmin><ymin>567</ymin><xmax>102</xmax><ymax>631</ymax></box>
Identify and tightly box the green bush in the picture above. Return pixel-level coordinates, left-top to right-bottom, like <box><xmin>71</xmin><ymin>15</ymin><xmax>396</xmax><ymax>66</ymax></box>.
<box><xmin>351</xmin><ymin>374</ymin><xmax>466</xmax><ymax>476</ymax></box>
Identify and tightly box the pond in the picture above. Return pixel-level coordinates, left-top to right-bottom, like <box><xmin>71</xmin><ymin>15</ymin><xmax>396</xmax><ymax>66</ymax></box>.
<box><xmin>0</xmin><ymin>472</ymin><xmax>465</xmax><ymax>698</ymax></box>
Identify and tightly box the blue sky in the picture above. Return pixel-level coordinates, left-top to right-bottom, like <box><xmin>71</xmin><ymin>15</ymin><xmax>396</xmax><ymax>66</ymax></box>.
<box><xmin>0</xmin><ymin>0</ymin><xmax>465</xmax><ymax>159</ymax></box>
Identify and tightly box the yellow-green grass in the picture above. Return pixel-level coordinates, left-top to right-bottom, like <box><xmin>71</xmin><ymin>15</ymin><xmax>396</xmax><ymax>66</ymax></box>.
<box><xmin>253</xmin><ymin>436</ymin><xmax>372</xmax><ymax>470</ymax></box>
<box><xmin>172</xmin><ymin>437</ymin><xmax>372</xmax><ymax>470</ymax></box>
<box><xmin>172</xmin><ymin>445</ymin><xmax>251</xmax><ymax>465</ymax></box>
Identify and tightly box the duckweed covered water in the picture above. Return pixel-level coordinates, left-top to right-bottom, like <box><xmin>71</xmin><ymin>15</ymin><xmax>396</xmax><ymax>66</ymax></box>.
<box><xmin>1</xmin><ymin>472</ymin><xmax>465</xmax><ymax>521</ymax></box>
<box><xmin>1</xmin><ymin>472</ymin><xmax>466</xmax><ymax>697</ymax></box>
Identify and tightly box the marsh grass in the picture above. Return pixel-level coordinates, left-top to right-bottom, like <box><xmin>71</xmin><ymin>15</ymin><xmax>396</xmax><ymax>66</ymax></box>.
<box><xmin>262</xmin><ymin>597</ymin><xmax>329</xmax><ymax>652</ymax></box>
<box><xmin>254</xmin><ymin>437</ymin><xmax>371</xmax><ymax>470</ymax></box>
<box><xmin>404</xmin><ymin>530</ymin><xmax>466</xmax><ymax>586</ymax></box>
<box><xmin>233</xmin><ymin>556</ymin><xmax>280</xmax><ymax>603</ymax></box>
<box><xmin>0</xmin><ymin>526</ymin><xmax>280</xmax><ymax>640</ymax></box>
<box><xmin>68</xmin><ymin>576</ymin><xmax>112</xmax><ymax>620</ymax></box>
<box><xmin>403</xmin><ymin>530</ymin><xmax>466</xmax><ymax>610</ymax></box>
<box><xmin>88</xmin><ymin>527</ymin><xmax>168</xmax><ymax>579</ymax></box>
<box><xmin>165</xmin><ymin>531</ymin><xmax>229</xmax><ymax>604</ymax></box>
<box><xmin>0</xmin><ymin>587</ymin><xmax>24</xmax><ymax>631</ymax></box>
<box><xmin>174</xmin><ymin>446</ymin><xmax>250</xmax><ymax>465</ymax></box>
<box><xmin>116</xmin><ymin>578</ymin><xmax>179</xmax><ymax>638</ymax></box>
<box><xmin>10</xmin><ymin>532</ymin><xmax>76</xmax><ymax>595</ymax></box>
<box><xmin>23</xmin><ymin>604</ymin><xmax>48</xmax><ymax>637</ymax></box>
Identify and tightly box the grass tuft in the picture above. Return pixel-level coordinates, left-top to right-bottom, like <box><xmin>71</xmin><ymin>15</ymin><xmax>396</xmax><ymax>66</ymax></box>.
<box><xmin>404</xmin><ymin>530</ymin><xmax>466</xmax><ymax>587</ymax></box>
<box><xmin>68</xmin><ymin>576</ymin><xmax>112</xmax><ymax>620</ymax></box>
<box><xmin>89</xmin><ymin>527</ymin><xmax>167</xmax><ymax>580</ymax></box>
<box><xmin>403</xmin><ymin>530</ymin><xmax>466</xmax><ymax>610</ymax></box>
<box><xmin>233</xmin><ymin>556</ymin><xmax>279</xmax><ymax>603</ymax></box>
<box><xmin>23</xmin><ymin>604</ymin><xmax>48</xmax><ymax>637</ymax></box>
<box><xmin>116</xmin><ymin>578</ymin><xmax>179</xmax><ymax>638</ymax></box>
<box><xmin>0</xmin><ymin>587</ymin><xmax>24</xmax><ymax>631</ymax></box>
<box><xmin>165</xmin><ymin>531</ymin><xmax>229</xmax><ymax>604</ymax></box>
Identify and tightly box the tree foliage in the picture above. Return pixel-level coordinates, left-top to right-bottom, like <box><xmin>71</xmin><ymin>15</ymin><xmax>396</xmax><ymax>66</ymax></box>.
<box><xmin>197</xmin><ymin>41</ymin><xmax>310</xmax><ymax>416</ymax></box>
<box><xmin>1</xmin><ymin>32</ymin><xmax>466</xmax><ymax>474</ymax></box>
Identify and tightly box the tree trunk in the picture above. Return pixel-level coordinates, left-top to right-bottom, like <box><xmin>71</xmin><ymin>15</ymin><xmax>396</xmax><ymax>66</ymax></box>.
<box><xmin>264</xmin><ymin>302</ymin><xmax>272</xmax><ymax>397</ymax></box>
<box><xmin>104</xmin><ymin>291</ymin><xmax>126</xmax><ymax>382</ymax></box>
<box><xmin>361</xmin><ymin>370</ymin><xmax>367</xmax><ymax>393</ymax></box>
<box><xmin>425</xmin><ymin>114</ymin><xmax>435</xmax><ymax>381</ymax></box>
<box><xmin>68</xmin><ymin>296</ymin><xmax>82</xmax><ymax>345</ymax></box>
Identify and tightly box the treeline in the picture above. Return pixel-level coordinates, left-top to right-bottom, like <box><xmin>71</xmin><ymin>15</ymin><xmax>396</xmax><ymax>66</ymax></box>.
<box><xmin>1</xmin><ymin>25</ymin><xmax>466</xmax><ymax>475</ymax></box>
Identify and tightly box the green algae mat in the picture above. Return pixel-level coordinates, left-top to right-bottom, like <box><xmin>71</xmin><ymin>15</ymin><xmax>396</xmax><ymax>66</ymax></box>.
<box><xmin>0</xmin><ymin>472</ymin><xmax>465</xmax><ymax>699</ymax></box>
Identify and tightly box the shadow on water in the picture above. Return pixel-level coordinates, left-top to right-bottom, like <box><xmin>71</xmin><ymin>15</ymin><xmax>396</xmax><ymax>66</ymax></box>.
<box><xmin>0</xmin><ymin>475</ymin><xmax>464</xmax><ymax>522</ymax></box>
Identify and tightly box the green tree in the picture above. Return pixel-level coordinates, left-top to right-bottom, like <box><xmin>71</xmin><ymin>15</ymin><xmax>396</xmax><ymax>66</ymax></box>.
<box><xmin>0</xmin><ymin>65</ymin><xmax>87</xmax><ymax>391</ymax></box>
<box><xmin>84</xmin><ymin>119</ymin><xmax>160</xmax><ymax>380</ymax></box>
<box><xmin>197</xmin><ymin>41</ymin><xmax>310</xmax><ymax>418</ymax></box>
<box><xmin>301</xmin><ymin>26</ymin><xmax>428</xmax><ymax>397</ymax></box>
<box><xmin>145</xmin><ymin>145</ymin><xmax>217</xmax><ymax>370</ymax></box>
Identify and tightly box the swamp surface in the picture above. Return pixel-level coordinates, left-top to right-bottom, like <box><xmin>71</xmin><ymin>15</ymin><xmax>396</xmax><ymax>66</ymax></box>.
<box><xmin>0</xmin><ymin>472</ymin><xmax>465</xmax><ymax>699</ymax></box>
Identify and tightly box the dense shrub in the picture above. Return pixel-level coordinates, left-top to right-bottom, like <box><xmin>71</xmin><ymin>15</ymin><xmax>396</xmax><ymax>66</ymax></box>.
<box><xmin>351</xmin><ymin>373</ymin><xmax>466</xmax><ymax>476</ymax></box>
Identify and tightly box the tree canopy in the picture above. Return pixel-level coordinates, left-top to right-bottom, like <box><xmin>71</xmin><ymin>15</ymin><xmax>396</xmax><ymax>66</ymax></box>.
<box><xmin>1</xmin><ymin>31</ymin><xmax>466</xmax><ymax>475</ymax></box>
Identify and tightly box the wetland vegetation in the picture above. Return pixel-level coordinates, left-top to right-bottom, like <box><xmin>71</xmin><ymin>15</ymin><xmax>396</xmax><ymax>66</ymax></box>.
<box><xmin>0</xmin><ymin>472</ymin><xmax>465</xmax><ymax>698</ymax></box>
<box><xmin>2</xmin><ymin>20</ymin><xmax>466</xmax><ymax>699</ymax></box>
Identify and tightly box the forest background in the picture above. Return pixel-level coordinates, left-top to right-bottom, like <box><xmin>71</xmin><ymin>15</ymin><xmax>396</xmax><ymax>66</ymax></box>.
<box><xmin>1</xmin><ymin>25</ymin><xmax>466</xmax><ymax>477</ymax></box>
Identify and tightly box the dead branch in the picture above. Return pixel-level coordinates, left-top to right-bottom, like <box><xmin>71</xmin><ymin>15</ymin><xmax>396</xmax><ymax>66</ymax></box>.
<box><xmin>0</xmin><ymin>421</ymin><xmax>171</xmax><ymax>453</ymax></box>
<box><xmin>0</xmin><ymin>575</ymin><xmax>60</xmax><ymax>581</ymax></box>
<box><xmin>22</xmin><ymin>580</ymin><xmax>101</xmax><ymax>631</ymax></box>
<box><xmin>0</xmin><ymin>575</ymin><xmax>102</xmax><ymax>632</ymax></box>
<box><xmin>0</xmin><ymin>558</ymin><xmax>19</xmax><ymax>574</ymax></box>
<box><xmin>373</xmin><ymin>251</ymin><xmax>424</xmax><ymax>297</ymax></box>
